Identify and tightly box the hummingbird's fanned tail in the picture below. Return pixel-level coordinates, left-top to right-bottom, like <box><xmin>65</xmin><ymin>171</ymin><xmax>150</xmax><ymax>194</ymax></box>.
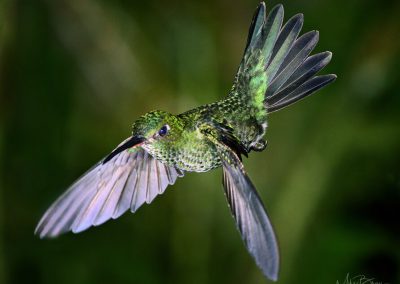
<box><xmin>233</xmin><ymin>2</ymin><xmax>336</xmax><ymax>114</ymax></box>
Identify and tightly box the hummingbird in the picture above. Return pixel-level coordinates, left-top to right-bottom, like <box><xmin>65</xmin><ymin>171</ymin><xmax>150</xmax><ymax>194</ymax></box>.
<box><xmin>36</xmin><ymin>2</ymin><xmax>336</xmax><ymax>281</ymax></box>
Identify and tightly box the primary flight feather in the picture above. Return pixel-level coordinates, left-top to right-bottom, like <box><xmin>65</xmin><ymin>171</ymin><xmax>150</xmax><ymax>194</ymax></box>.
<box><xmin>36</xmin><ymin>2</ymin><xmax>336</xmax><ymax>281</ymax></box>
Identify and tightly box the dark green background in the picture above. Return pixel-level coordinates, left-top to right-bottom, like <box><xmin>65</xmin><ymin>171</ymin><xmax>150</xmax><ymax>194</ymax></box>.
<box><xmin>0</xmin><ymin>0</ymin><xmax>399</xmax><ymax>283</ymax></box>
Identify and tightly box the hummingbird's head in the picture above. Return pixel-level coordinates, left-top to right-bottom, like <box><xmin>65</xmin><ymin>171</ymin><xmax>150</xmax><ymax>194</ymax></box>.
<box><xmin>129</xmin><ymin>110</ymin><xmax>185</xmax><ymax>160</ymax></box>
<box><xmin>103</xmin><ymin>110</ymin><xmax>184</xmax><ymax>164</ymax></box>
<box><xmin>101</xmin><ymin>110</ymin><xmax>182</xmax><ymax>160</ymax></box>
<box><xmin>131</xmin><ymin>110</ymin><xmax>184</xmax><ymax>143</ymax></box>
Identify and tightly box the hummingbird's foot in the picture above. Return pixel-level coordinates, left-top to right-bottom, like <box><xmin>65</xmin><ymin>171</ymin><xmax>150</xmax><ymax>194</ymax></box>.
<box><xmin>250</xmin><ymin>140</ymin><xmax>267</xmax><ymax>152</ymax></box>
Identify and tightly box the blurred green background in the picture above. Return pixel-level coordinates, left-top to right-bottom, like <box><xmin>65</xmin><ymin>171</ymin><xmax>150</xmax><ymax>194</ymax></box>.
<box><xmin>0</xmin><ymin>0</ymin><xmax>399</xmax><ymax>283</ymax></box>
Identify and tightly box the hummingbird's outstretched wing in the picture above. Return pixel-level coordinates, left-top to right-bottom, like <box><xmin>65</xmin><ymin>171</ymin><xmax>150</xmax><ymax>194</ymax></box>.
<box><xmin>35</xmin><ymin>142</ymin><xmax>183</xmax><ymax>238</ymax></box>
<box><xmin>200</xmin><ymin>124</ymin><xmax>278</xmax><ymax>280</ymax></box>
<box><xmin>219</xmin><ymin>146</ymin><xmax>279</xmax><ymax>281</ymax></box>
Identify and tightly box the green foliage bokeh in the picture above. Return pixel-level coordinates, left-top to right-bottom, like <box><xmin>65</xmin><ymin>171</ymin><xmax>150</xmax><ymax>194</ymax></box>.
<box><xmin>0</xmin><ymin>0</ymin><xmax>399</xmax><ymax>283</ymax></box>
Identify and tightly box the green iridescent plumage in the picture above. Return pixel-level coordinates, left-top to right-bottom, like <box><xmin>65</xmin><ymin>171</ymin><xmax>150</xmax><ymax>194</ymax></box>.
<box><xmin>35</xmin><ymin>3</ymin><xmax>336</xmax><ymax>282</ymax></box>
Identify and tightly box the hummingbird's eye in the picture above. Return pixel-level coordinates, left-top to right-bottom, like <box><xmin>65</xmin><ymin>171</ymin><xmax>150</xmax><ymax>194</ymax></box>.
<box><xmin>158</xmin><ymin>124</ymin><xmax>169</xmax><ymax>137</ymax></box>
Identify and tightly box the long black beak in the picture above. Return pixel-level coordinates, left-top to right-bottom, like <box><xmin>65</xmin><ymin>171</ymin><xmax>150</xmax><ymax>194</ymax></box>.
<box><xmin>103</xmin><ymin>135</ymin><xmax>145</xmax><ymax>164</ymax></box>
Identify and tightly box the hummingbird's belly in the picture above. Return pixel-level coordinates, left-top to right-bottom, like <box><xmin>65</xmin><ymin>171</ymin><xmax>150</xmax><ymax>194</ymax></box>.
<box><xmin>143</xmin><ymin>141</ymin><xmax>221</xmax><ymax>173</ymax></box>
<box><xmin>174</xmin><ymin>145</ymin><xmax>222</xmax><ymax>172</ymax></box>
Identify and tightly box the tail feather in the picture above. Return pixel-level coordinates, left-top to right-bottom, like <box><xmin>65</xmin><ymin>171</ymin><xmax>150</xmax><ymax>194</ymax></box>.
<box><xmin>245</xmin><ymin>3</ymin><xmax>266</xmax><ymax>51</ymax></box>
<box><xmin>266</xmin><ymin>27</ymin><xmax>318</xmax><ymax>97</ymax></box>
<box><xmin>271</xmin><ymin>14</ymin><xmax>304</xmax><ymax>61</ymax></box>
<box><xmin>265</xmin><ymin>14</ymin><xmax>303</xmax><ymax>85</ymax></box>
<box><xmin>277</xmin><ymin>51</ymin><xmax>333</xmax><ymax>97</ymax></box>
<box><xmin>267</xmin><ymin>74</ymin><xmax>337</xmax><ymax>112</ymax></box>
<box><xmin>266</xmin><ymin>33</ymin><xmax>323</xmax><ymax>98</ymax></box>
<box><xmin>232</xmin><ymin>2</ymin><xmax>336</xmax><ymax>113</ymax></box>
<box><xmin>237</xmin><ymin>4</ymin><xmax>283</xmax><ymax>79</ymax></box>
<box><xmin>278</xmin><ymin>30</ymin><xmax>319</xmax><ymax>74</ymax></box>
<box><xmin>260</xmin><ymin>4</ymin><xmax>284</xmax><ymax>66</ymax></box>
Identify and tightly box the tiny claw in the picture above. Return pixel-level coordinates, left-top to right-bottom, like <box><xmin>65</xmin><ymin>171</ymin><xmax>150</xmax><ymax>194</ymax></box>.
<box><xmin>250</xmin><ymin>140</ymin><xmax>267</xmax><ymax>152</ymax></box>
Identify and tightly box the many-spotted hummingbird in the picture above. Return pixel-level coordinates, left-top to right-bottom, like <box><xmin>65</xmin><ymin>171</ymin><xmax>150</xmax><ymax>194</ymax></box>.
<box><xmin>36</xmin><ymin>2</ymin><xmax>336</xmax><ymax>281</ymax></box>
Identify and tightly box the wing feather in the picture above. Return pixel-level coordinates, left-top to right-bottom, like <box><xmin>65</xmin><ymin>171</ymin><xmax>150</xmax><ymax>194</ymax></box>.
<box><xmin>221</xmin><ymin>154</ymin><xmax>279</xmax><ymax>281</ymax></box>
<box><xmin>131</xmin><ymin>151</ymin><xmax>148</xmax><ymax>212</ymax></box>
<box><xmin>200</xmin><ymin>119</ymin><xmax>279</xmax><ymax>281</ymax></box>
<box><xmin>35</xmin><ymin>145</ymin><xmax>183</xmax><ymax>238</ymax></box>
